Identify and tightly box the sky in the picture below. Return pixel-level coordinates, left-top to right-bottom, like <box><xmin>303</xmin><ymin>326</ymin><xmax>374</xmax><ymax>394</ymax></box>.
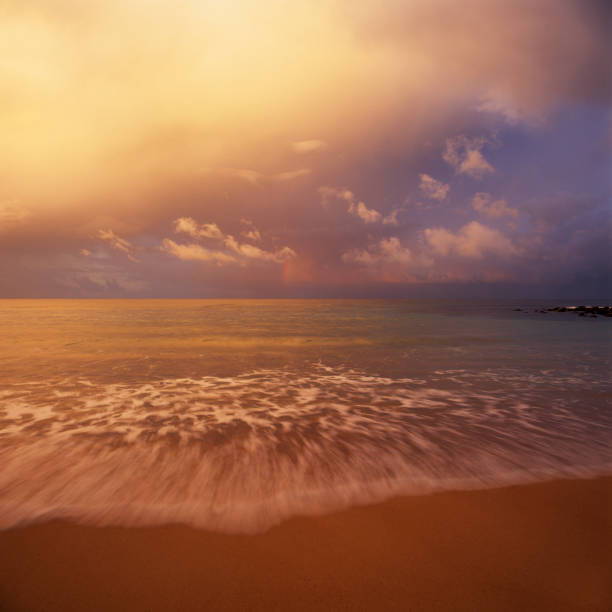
<box><xmin>1</xmin><ymin>0</ymin><xmax>610</xmax><ymax>298</ymax></box>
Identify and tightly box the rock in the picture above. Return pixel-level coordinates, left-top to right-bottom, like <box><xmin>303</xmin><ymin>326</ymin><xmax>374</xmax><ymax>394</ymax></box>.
<box><xmin>527</xmin><ymin>305</ymin><xmax>611</xmax><ymax>318</ymax></box>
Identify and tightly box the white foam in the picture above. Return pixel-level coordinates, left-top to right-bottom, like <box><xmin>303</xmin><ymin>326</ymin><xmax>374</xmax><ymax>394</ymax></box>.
<box><xmin>0</xmin><ymin>364</ymin><xmax>610</xmax><ymax>533</ymax></box>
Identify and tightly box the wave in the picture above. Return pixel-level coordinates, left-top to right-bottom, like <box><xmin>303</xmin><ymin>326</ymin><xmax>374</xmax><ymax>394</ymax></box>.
<box><xmin>1</xmin><ymin>364</ymin><xmax>611</xmax><ymax>533</ymax></box>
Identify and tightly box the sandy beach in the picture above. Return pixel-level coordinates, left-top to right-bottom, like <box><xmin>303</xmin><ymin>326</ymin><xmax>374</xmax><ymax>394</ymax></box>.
<box><xmin>1</xmin><ymin>477</ymin><xmax>610</xmax><ymax>611</ymax></box>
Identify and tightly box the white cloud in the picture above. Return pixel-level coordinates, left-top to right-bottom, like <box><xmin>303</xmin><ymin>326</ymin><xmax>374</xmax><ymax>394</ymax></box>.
<box><xmin>223</xmin><ymin>234</ymin><xmax>295</xmax><ymax>262</ymax></box>
<box><xmin>377</xmin><ymin>236</ymin><xmax>414</xmax><ymax>264</ymax></box>
<box><xmin>342</xmin><ymin>248</ymin><xmax>377</xmax><ymax>266</ymax></box>
<box><xmin>240</xmin><ymin>218</ymin><xmax>262</xmax><ymax>241</ymax></box>
<box><xmin>161</xmin><ymin>239</ymin><xmax>237</xmax><ymax>264</ymax></box>
<box><xmin>471</xmin><ymin>193</ymin><xmax>518</xmax><ymax>218</ymax></box>
<box><xmin>443</xmin><ymin>136</ymin><xmax>494</xmax><ymax>179</ymax></box>
<box><xmin>319</xmin><ymin>186</ymin><xmax>389</xmax><ymax>224</ymax></box>
<box><xmin>292</xmin><ymin>139</ymin><xmax>328</xmax><ymax>154</ymax></box>
<box><xmin>343</xmin><ymin>236</ymin><xmax>433</xmax><ymax>268</ymax></box>
<box><xmin>175</xmin><ymin>217</ymin><xmax>224</xmax><ymax>239</ymax></box>
<box><xmin>476</xmin><ymin>94</ymin><xmax>523</xmax><ymax>125</ymax></box>
<box><xmin>424</xmin><ymin>221</ymin><xmax>518</xmax><ymax>259</ymax></box>
<box><xmin>164</xmin><ymin>218</ymin><xmax>296</xmax><ymax>265</ymax></box>
<box><xmin>476</xmin><ymin>91</ymin><xmax>543</xmax><ymax>126</ymax></box>
<box><xmin>236</xmin><ymin>243</ymin><xmax>296</xmax><ymax>263</ymax></box>
<box><xmin>348</xmin><ymin>200</ymin><xmax>381</xmax><ymax>224</ymax></box>
<box><xmin>382</xmin><ymin>209</ymin><xmax>400</xmax><ymax>225</ymax></box>
<box><xmin>318</xmin><ymin>186</ymin><xmax>354</xmax><ymax>206</ymax></box>
<box><xmin>419</xmin><ymin>174</ymin><xmax>450</xmax><ymax>201</ymax></box>
<box><xmin>242</xmin><ymin>228</ymin><xmax>261</xmax><ymax>242</ymax></box>
<box><xmin>98</xmin><ymin>229</ymin><xmax>139</xmax><ymax>263</ymax></box>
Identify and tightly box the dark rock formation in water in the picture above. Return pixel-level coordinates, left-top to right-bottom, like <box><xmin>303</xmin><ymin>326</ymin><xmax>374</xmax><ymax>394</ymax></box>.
<box><xmin>542</xmin><ymin>306</ymin><xmax>611</xmax><ymax>317</ymax></box>
<box><xmin>515</xmin><ymin>305</ymin><xmax>611</xmax><ymax>317</ymax></box>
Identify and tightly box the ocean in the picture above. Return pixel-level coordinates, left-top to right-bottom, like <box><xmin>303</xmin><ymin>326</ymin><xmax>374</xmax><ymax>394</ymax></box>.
<box><xmin>1</xmin><ymin>299</ymin><xmax>610</xmax><ymax>532</ymax></box>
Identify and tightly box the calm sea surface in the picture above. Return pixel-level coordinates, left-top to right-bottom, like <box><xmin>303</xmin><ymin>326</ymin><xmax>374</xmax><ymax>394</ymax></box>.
<box><xmin>1</xmin><ymin>299</ymin><xmax>611</xmax><ymax>532</ymax></box>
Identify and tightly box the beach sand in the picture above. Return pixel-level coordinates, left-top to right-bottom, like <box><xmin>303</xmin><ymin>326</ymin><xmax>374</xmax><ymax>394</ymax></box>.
<box><xmin>1</xmin><ymin>477</ymin><xmax>610</xmax><ymax>611</ymax></box>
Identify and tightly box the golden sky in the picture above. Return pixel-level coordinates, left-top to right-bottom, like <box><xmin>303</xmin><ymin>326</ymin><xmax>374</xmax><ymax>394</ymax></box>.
<box><xmin>1</xmin><ymin>0</ymin><xmax>610</xmax><ymax>296</ymax></box>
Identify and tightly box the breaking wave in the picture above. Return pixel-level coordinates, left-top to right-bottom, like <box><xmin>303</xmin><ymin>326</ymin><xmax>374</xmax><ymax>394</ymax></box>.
<box><xmin>1</xmin><ymin>364</ymin><xmax>611</xmax><ymax>533</ymax></box>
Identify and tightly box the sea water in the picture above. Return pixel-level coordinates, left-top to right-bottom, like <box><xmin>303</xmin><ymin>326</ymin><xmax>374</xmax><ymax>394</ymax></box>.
<box><xmin>1</xmin><ymin>299</ymin><xmax>610</xmax><ymax>532</ymax></box>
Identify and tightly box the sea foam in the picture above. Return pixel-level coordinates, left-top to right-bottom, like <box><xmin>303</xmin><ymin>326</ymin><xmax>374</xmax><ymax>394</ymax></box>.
<box><xmin>1</xmin><ymin>364</ymin><xmax>611</xmax><ymax>533</ymax></box>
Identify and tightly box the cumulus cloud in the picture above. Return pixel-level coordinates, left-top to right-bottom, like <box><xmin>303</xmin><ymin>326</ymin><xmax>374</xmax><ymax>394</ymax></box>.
<box><xmin>233</xmin><ymin>242</ymin><xmax>296</xmax><ymax>263</ymax></box>
<box><xmin>476</xmin><ymin>91</ymin><xmax>536</xmax><ymax>125</ymax></box>
<box><xmin>223</xmin><ymin>234</ymin><xmax>295</xmax><ymax>262</ymax></box>
<box><xmin>419</xmin><ymin>174</ymin><xmax>450</xmax><ymax>201</ymax></box>
<box><xmin>161</xmin><ymin>239</ymin><xmax>237</xmax><ymax>264</ymax></box>
<box><xmin>471</xmin><ymin>193</ymin><xmax>518</xmax><ymax>218</ymax></box>
<box><xmin>348</xmin><ymin>200</ymin><xmax>381</xmax><ymax>224</ymax></box>
<box><xmin>97</xmin><ymin>229</ymin><xmax>139</xmax><ymax>263</ymax></box>
<box><xmin>240</xmin><ymin>218</ymin><xmax>262</xmax><ymax>242</ymax></box>
<box><xmin>382</xmin><ymin>209</ymin><xmax>401</xmax><ymax>226</ymax></box>
<box><xmin>174</xmin><ymin>217</ymin><xmax>224</xmax><ymax>239</ymax></box>
<box><xmin>242</xmin><ymin>228</ymin><xmax>261</xmax><ymax>242</ymax></box>
<box><xmin>377</xmin><ymin>237</ymin><xmax>414</xmax><ymax>265</ymax></box>
<box><xmin>292</xmin><ymin>139</ymin><xmax>328</xmax><ymax>154</ymax></box>
<box><xmin>319</xmin><ymin>186</ymin><xmax>354</xmax><ymax>206</ymax></box>
<box><xmin>443</xmin><ymin>136</ymin><xmax>494</xmax><ymax>179</ymax></box>
<box><xmin>425</xmin><ymin>221</ymin><xmax>518</xmax><ymax>259</ymax></box>
<box><xmin>1</xmin><ymin>0</ymin><xmax>609</xmax><ymax>297</ymax></box>
<box><xmin>163</xmin><ymin>218</ymin><xmax>296</xmax><ymax>266</ymax></box>
<box><xmin>343</xmin><ymin>236</ymin><xmax>433</xmax><ymax>269</ymax></box>
<box><xmin>319</xmin><ymin>186</ymin><xmax>389</xmax><ymax>224</ymax></box>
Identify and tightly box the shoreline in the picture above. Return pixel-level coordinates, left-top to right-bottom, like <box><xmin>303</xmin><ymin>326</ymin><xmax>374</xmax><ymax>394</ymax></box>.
<box><xmin>1</xmin><ymin>476</ymin><xmax>610</xmax><ymax>611</ymax></box>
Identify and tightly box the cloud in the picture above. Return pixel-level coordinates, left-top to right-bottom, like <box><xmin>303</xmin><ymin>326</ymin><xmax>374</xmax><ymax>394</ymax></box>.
<box><xmin>292</xmin><ymin>139</ymin><xmax>328</xmax><ymax>154</ymax></box>
<box><xmin>443</xmin><ymin>136</ymin><xmax>494</xmax><ymax>179</ymax></box>
<box><xmin>202</xmin><ymin>167</ymin><xmax>311</xmax><ymax>185</ymax></box>
<box><xmin>471</xmin><ymin>193</ymin><xmax>518</xmax><ymax>218</ymax></box>
<box><xmin>1</xmin><ymin>1</ymin><xmax>609</xmax><ymax>297</ymax></box>
<box><xmin>97</xmin><ymin>229</ymin><xmax>139</xmax><ymax>263</ymax></box>
<box><xmin>424</xmin><ymin>221</ymin><xmax>518</xmax><ymax>258</ymax></box>
<box><xmin>229</xmin><ymin>241</ymin><xmax>296</xmax><ymax>263</ymax></box>
<box><xmin>382</xmin><ymin>209</ymin><xmax>401</xmax><ymax>226</ymax></box>
<box><xmin>345</xmin><ymin>0</ymin><xmax>611</xmax><ymax>119</ymax></box>
<box><xmin>203</xmin><ymin>168</ymin><xmax>263</xmax><ymax>184</ymax></box>
<box><xmin>161</xmin><ymin>239</ymin><xmax>237</xmax><ymax>264</ymax></box>
<box><xmin>319</xmin><ymin>186</ymin><xmax>387</xmax><ymax>224</ymax></box>
<box><xmin>476</xmin><ymin>91</ymin><xmax>538</xmax><ymax>126</ymax></box>
<box><xmin>80</xmin><ymin>249</ymin><xmax>91</xmax><ymax>257</ymax></box>
<box><xmin>0</xmin><ymin>200</ymin><xmax>31</xmax><ymax>228</ymax></box>
<box><xmin>242</xmin><ymin>228</ymin><xmax>261</xmax><ymax>242</ymax></box>
<box><xmin>419</xmin><ymin>174</ymin><xmax>450</xmax><ymax>201</ymax></box>
<box><xmin>348</xmin><ymin>200</ymin><xmax>381</xmax><ymax>224</ymax></box>
<box><xmin>272</xmin><ymin>168</ymin><xmax>311</xmax><ymax>182</ymax></box>
<box><xmin>343</xmin><ymin>237</ymin><xmax>433</xmax><ymax>268</ymax></box>
<box><xmin>319</xmin><ymin>186</ymin><xmax>354</xmax><ymax>206</ymax></box>
<box><xmin>377</xmin><ymin>237</ymin><xmax>414</xmax><ymax>265</ymax></box>
<box><xmin>163</xmin><ymin>218</ymin><xmax>296</xmax><ymax>266</ymax></box>
<box><xmin>240</xmin><ymin>218</ymin><xmax>262</xmax><ymax>242</ymax></box>
<box><xmin>174</xmin><ymin>217</ymin><xmax>224</xmax><ymax>239</ymax></box>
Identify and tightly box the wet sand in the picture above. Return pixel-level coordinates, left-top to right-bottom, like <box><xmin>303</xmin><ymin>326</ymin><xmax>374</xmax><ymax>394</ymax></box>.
<box><xmin>1</xmin><ymin>477</ymin><xmax>610</xmax><ymax>612</ymax></box>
